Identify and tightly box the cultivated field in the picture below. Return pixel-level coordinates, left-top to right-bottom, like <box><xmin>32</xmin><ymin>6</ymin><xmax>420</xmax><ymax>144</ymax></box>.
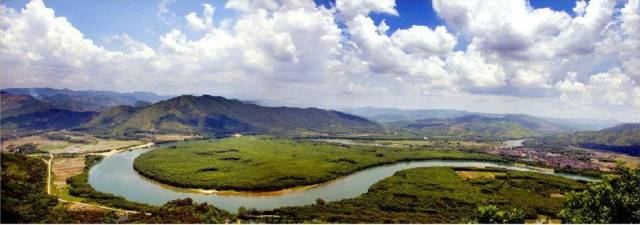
<box><xmin>52</xmin><ymin>156</ymin><xmax>85</xmax><ymax>188</ymax></box>
<box><xmin>1</xmin><ymin>133</ymin><xmax>144</xmax><ymax>154</ymax></box>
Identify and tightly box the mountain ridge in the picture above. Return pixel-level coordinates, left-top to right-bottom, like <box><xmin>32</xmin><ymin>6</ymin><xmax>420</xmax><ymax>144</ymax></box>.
<box><xmin>85</xmin><ymin>94</ymin><xmax>382</xmax><ymax>137</ymax></box>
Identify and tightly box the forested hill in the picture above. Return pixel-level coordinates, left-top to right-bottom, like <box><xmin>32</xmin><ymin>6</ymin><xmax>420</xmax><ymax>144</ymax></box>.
<box><xmin>88</xmin><ymin>95</ymin><xmax>382</xmax><ymax>136</ymax></box>
<box><xmin>2</xmin><ymin>87</ymin><xmax>168</xmax><ymax>112</ymax></box>
<box><xmin>388</xmin><ymin>114</ymin><xmax>577</xmax><ymax>141</ymax></box>
<box><xmin>527</xmin><ymin>123</ymin><xmax>640</xmax><ymax>155</ymax></box>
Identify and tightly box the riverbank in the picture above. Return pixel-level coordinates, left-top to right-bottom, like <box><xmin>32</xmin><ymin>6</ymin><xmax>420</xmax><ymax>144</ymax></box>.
<box><xmin>132</xmin><ymin>137</ymin><xmax>502</xmax><ymax>191</ymax></box>
<box><xmin>256</xmin><ymin>167</ymin><xmax>587</xmax><ymax>223</ymax></box>
<box><xmin>89</xmin><ymin>144</ymin><xmax>597</xmax><ymax>212</ymax></box>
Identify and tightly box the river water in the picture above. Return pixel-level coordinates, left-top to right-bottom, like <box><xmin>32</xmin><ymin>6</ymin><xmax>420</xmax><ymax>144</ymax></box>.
<box><xmin>88</xmin><ymin>143</ymin><xmax>596</xmax><ymax>212</ymax></box>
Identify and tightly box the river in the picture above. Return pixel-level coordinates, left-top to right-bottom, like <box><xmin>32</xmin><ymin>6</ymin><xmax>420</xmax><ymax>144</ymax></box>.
<box><xmin>88</xmin><ymin>143</ymin><xmax>596</xmax><ymax>212</ymax></box>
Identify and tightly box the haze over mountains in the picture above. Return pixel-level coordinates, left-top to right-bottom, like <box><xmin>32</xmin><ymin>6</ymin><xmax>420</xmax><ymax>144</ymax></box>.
<box><xmin>343</xmin><ymin>107</ymin><xmax>620</xmax><ymax>131</ymax></box>
<box><xmin>0</xmin><ymin>88</ymin><xmax>381</xmax><ymax>137</ymax></box>
<box><xmin>1</xmin><ymin>88</ymin><xmax>638</xmax><ymax>154</ymax></box>
<box><xmin>2</xmin><ymin>88</ymin><xmax>170</xmax><ymax>112</ymax></box>
<box><xmin>527</xmin><ymin>123</ymin><xmax>640</xmax><ymax>156</ymax></box>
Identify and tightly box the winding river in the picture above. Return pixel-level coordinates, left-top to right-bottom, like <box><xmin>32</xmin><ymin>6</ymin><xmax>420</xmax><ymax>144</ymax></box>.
<box><xmin>88</xmin><ymin>142</ymin><xmax>597</xmax><ymax>212</ymax></box>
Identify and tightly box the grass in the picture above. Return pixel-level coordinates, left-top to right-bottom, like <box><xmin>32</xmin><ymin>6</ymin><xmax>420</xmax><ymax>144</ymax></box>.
<box><xmin>133</xmin><ymin>136</ymin><xmax>501</xmax><ymax>191</ymax></box>
<box><xmin>258</xmin><ymin>167</ymin><xmax>588</xmax><ymax>223</ymax></box>
<box><xmin>39</xmin><ymin>143</ymin><xmax>73</xmax><ymax>151</ymax></box>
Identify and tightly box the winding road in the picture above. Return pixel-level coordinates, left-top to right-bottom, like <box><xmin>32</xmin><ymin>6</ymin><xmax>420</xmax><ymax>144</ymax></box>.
<box><xmin>43</xmin><ymin>153</ymin><xmax>141</xmax><ymax>214</ymax></box>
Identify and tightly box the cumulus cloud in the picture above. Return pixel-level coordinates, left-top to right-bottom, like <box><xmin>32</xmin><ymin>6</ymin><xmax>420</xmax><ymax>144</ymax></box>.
<box><xmin>0</xmin><ymin>0</ymin><xmax>639</xmax><ymax>121</ymax></box>
<box><xmin>336</xmin><ymin>0</ymin><xmax>398</xmax><ymax>20</ymax></box>
<box><xmin>391</xmin><ymin>26</ymin><xmax>456</xmax><ymax>55</ymax></box>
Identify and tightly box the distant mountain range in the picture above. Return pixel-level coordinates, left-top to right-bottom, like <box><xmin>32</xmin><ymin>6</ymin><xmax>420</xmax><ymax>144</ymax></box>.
<box><xmin>0</xmin><ymin>88</ymin><xmax>381</xmax><ymax>137</ymax></box>
<box><xmin>385</xmin><ymin>114</ymin><xmax>577</xmax><ymax>141</ymax></box>
<box><xmin>1</xmin><ymin>88</ymin><xmax>635</xmax><ymax>147</ymax></box>
<box><xmin>2</xmin><ymin>87</ymin><xmax>169</xmax><ymax>112</ymax></box>
<box><xmin>526</xmin><ymin>123</ymin><xmax>640</xmax><ymax>156</ymax></box>
<box><xmin>342</xmin><ymin>107</ymin><xmax>620</xmax><ymax>131</ymax></box>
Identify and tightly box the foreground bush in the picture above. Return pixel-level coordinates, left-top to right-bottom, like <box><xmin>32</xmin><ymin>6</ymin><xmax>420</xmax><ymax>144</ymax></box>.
<box><xmin>560</xmin><ymin>166</ymin><xmax>640</xmax><ymax>223</ymax></box>
<box><xmin>125</xmin><ymin>198</ymin><xmax>235</xmax><ymax>223</ymax></box>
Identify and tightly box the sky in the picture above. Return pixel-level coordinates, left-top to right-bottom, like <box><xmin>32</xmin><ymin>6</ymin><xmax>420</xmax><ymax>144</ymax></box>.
<box><xmin>0</xmin><ymin>0</ymin><xmax>639</xmax><ymax>122</ymax></box>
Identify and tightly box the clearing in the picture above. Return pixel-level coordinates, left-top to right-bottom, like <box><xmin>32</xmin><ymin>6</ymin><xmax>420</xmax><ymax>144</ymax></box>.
<box><xmin>52</xmin><ymin>156</ymin><xmax>85</xmax><ymax>188</ymax></box>
<box><xmin>456</xmin><ymin>170</ymin><xmax>506</xmax><ymax>180</ymax></box>
<box><xmin>1</xmin><ymin>132</ymin><xmax>144</xmax><ymax>154</ymax></box>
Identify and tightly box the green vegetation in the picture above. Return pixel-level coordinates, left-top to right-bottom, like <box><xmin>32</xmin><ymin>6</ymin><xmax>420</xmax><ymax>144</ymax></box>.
<box><xmin>255</xmin><ymin>167</ymin><xmax>586</xmax><ymax>223</ymax></box>
<box><xmin>66</xmin><ymin>155</ymin><xmax>155</xmax><ymax>211</ymax></box>
<box><xmin>560</xmin><ymin>167</ymin><xmax>640</xmax><ymax>223</ymax></box>
<box><xmin>5</xmin><ymin>142</ymin><xmax>41</xmax><ymax>154</ymax></box>
<box><xmin>104</xmin><ymin>94</ymin><xmax>381</xmax><ymax>136</ymax></box>
<box><xmin>1</xmin><ymin>153</ymin><xmax>58</xmax><ymax>223</ymax></box>
<box><xmin>475</xmin><ymin>205</ymin><xmax>526</xmax><ymax>223</ymax></box>
<box><xmin>125</xmin><ymin>198</ymin><xmax>235</xmax><ymax>223</ymax></box>
<box><xmin>1</xmin><ymin>153</ymin><xmax>121</xmax><ymax>223</ymax></box>
<box><xmin>527</xmin><ymin>123</ymin><xmax>640</xmax><ymax>155</ymax></box>
<box><xmin>133</xmin><ymin>137</ymin><xmax>500</xmax><ymax>191</ymax></box>
<box><xmin>389</xmin><ymin>114</ymin><xmax>569</xmax><ymax>141</ymax></box>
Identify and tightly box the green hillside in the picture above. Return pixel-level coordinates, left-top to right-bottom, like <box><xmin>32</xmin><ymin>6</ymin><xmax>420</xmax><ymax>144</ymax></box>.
<box><xmin>529</xmin><ymin>123</ymin><xmax>639</xmax><ymax>155</ymax></box>
<box><xmin>108</xmin><ymin>95</ymin><xmax>381</xmax><ymax>136</ymax></box>
<box><xmin>80</xmin><ymin>105</ymin><xmax>141</xmax><ymax>130</ymax></box>
<box><xmin>391</xmin><ymin>115</ymin><xmax>545</xmax><ymax>140</ymax></box>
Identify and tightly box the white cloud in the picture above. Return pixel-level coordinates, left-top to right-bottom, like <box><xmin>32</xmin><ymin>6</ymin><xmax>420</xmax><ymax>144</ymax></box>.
<box><xmin>446</xmin><ymin>49</ymin><xmax>506</xmax><ymax>90</ymax></box>
<box><xmin>391</xmin><ymin>26</ymin><xmax>456</xmax><ymax>55</ymax></box>
<box><xmin>157</xmin><ymin>0</ymin><xmax>177</xmax><ymax>25</ymax></box>
<box><xmin>0</xmin><ymin>0</ymin><xmax>639</xmax><ymax>121</ymax></box>
<box><xmin>556</xmin><ymin>69</ymin><xmax>638</xmax><ymax>107</ymax></box>
<box><xmin>621</xmin><ymin>0</ymin><xmax>640</xmax><ymax>36</ymax></box>
<box><xmin>336</xmin><ymin>0</ymin><xmax>398</xmax><ymax>20</ymax></box>
<box><xmin>185</xmin><ymin>4</ymin><xmax>215</xmax><ymax>31</ymax></box>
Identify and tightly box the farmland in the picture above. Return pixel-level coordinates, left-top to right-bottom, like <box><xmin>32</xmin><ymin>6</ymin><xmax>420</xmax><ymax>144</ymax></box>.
<box><xmin>1</xmin><ymin>132</ymin><xmax>144</xmax><ymax>154</ymax></box>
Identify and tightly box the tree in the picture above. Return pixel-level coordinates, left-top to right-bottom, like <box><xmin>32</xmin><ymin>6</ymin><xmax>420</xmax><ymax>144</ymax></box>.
<box><xmin>476</xmin><ymin>205</ymin><xmax>526</xmax><ymax>224</ymax></box>
<box><xmin>559</xmin><ymin>166</ymin><xmax>640</xmax><ymax>223</ymax></box>
<box><xmin>1</xmin><ymin>153</ymin><xmax>58</xmax><ymax>223</ymax></box>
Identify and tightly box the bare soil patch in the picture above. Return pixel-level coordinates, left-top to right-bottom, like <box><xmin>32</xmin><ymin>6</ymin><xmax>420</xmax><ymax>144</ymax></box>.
<box><xmin>456</xmin><ymin>170</ymin><xmax>506</xmax><ymax>180</ymax></box>
<box><xmin>52</xmin><ymin>157</ymin><xmax>85</xmax><ymax>188</ymax></box>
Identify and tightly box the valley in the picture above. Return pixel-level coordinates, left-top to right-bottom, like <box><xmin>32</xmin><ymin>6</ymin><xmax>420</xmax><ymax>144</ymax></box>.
<box><xmin>1</xmin><ymin>88</ymin><xmax>639</xmax><ymax>224</ymax></box>
<box><xmin>132</xmin><ymin>136</ymin><xmax>499</xmax><ymax>191</ymax></box>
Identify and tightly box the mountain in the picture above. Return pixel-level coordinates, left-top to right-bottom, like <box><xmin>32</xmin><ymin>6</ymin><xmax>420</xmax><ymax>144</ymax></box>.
<box><xmin>0</xmin><ymin>91</ymin><xmax>51</xmax><ymax>118</ymax></box>
<box><xmin>528</xmin><ymin>123</ymin><xmax>640</xmax><ymax>155</ymax></box>
<box><xmin>79</xmin><ymin>105</ymin><xmax>141</xmax><ymax>130</ymax></box>
<box><xmin>88</xmin><ymin>95</ymin><xmax>381</xmax><ymax>136</ymax></box>
<box><xmin>343</xmin><ymin>107</ymin><xmax>619</xmax><ymax>131</ymax></box>
<box><xmin>341</xmin><ymin>107</ymin><xmax>501</xmax><ymax>122</ymax></box>
<box><xmin>1</xmin><ymin>91</ymin><xmax>97</xmax><ymax>135</ymax></box>
<box><xmin>542</xmin><ymin>117</ymin><xmax>620</xmax><ymax>131</ymax></box>
<box><xmin>2</xmin><ymin>88</ymin><xmax>170</xmax><ymax>112</ymax></box>
<box><xmin>1</xmin><ymin>108</ymin><xmax>96</xmax><ymax>132</ymax></box>
<box><xmin>389</xmin><ymin>114</ymin><xmax>578</xmax><ymax>140</ymax></box>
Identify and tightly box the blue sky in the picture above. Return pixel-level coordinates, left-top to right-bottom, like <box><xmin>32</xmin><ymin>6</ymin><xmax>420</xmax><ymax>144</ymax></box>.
<box><xmin>3</xmin><ymin>0</ymin><xmax>238</xmax><ymax>48</ymax></box>
<box><xmin>1</xmin><ymin>0</ymin><xmax>638</xmax><ymax>121</ymax></box>
<box><xmin>3</xmin><ymin>0</ymin><xmax>578</xmax><ymax>49</ymax></box>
